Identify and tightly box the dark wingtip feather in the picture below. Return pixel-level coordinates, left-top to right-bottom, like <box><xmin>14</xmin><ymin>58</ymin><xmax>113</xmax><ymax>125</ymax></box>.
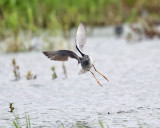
<box><xmin>43</xmin><ymin>51</ymin><xmax>48</xmax><ymax>56</ymax></box>
<box><xmin>43</xmin><ymin>51</ymin><xmax>53</xmax><ymax>58</ymax></box>
<box><xmin>43</xmin><ymin>51</ymin><xmax>57</xmax><ymax>60</ymax></box>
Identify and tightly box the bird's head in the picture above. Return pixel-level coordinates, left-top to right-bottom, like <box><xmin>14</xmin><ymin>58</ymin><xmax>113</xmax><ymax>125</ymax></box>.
<box><xmin>82</xmin><ymin>55</ymin><xmax>93</xmax><ymax>65</ymax></box>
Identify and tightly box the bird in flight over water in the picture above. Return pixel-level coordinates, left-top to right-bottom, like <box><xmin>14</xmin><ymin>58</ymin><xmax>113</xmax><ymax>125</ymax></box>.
<box><xmin>43</xmin><ymin>23</ymin><xmax>109</xmax><ymax>87</ymax></box>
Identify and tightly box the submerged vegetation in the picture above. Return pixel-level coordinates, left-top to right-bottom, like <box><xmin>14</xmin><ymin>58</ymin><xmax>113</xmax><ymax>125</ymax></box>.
<box><xmin>0</xmin><ymin>0</ymin><xmax>160</xmax><ymax>52</ymax></box>
<box><xmin>9</xmin><ymin>103</ymin><xmax>31</xmax><ymax>128</ymax></box>
<box><xmin>12</xmin><ymin>58</ymin><xmax>37</xmax><ymax>80</ymax></box>
<box><xmin>13</xmin><ymin>113</ymin><xmax>31</xmax><ymax>128</ymax></box>
<box><xmin>0</xmin><ymin>0</ymin><xmax>160</xmax><ymax>35</ymax></box>
<box><xmin>9</xmin><ymin>103</ymin><xmax>14</xmax><ymax>113</ymax></box>
<box><xmin>26</xmin><ymin>70</ymin><xmax>37</xmax><ymax>80</ymax></box>
<box><xmin>12</xmin><ymin>58</ymin><xmax>20</xmax><ymax>80</ymax></box>
<box><xmin>51</xmin><ymin>66</ymin><xmax>57</xmax><ymax>79</ymax></box>
<box><xmin>10</xmin><ymin>103</ymin><xmax>108</xmax><ymax>128</ymax></box>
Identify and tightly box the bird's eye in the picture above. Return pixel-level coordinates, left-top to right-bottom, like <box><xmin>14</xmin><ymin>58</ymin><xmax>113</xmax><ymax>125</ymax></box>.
<box><xmin>85</xmin><ymin>60</ymin><xmax>89</xmax><ymax>64</ymax></box>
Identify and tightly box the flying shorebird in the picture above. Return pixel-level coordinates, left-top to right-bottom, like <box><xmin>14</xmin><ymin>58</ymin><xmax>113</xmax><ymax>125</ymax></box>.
<box><xmin>43</xmin><ymin>23</ymin><xmax>109</xmax><ymax>86</ymax></box>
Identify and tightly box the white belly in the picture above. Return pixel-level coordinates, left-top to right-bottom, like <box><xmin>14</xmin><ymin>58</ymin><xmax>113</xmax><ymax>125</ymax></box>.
<box><xmin>79</xmin><ymin>56</ymin><xmax>93</xmax><ymax>74</ymax></box>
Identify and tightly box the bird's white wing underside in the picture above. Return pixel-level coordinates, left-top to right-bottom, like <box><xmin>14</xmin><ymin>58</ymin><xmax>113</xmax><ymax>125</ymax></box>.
<box><xmin>76</xmin><ymin>23</ymin><xmax>86</xmax><ymax>52</ymax></box>
<box><xmin>79</xmin><ymin>68</ymin><xmax>88</xmax><ymax>75</ymax></box>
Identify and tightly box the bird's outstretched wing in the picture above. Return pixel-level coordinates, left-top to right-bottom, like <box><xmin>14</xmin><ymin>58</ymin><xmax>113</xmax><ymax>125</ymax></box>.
<box><xmin>43</xmin><ymin>50</ymin><xmax>81</xmax><ymax>63</ymax></box>
<box><xmin>76</xmin><ymin>23</ymin><xmax>86</xmax><ymax>52</ymax></box>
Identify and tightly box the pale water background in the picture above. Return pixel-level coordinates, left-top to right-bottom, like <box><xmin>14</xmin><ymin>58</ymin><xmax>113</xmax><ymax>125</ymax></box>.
<box><xmin>0</xmin><ymin>35</ymin><xmax>160</xmax><ymax>127</ymax></box>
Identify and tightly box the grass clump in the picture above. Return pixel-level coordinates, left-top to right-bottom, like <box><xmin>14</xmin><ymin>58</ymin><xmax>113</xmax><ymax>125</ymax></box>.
<box><xmin>9</xmin><ymin>102</ymin><xmax>14</xmax><ymax>113</ymax></box>
<box><xmin>12</xmin><ymin>58</ymin><xmax>20</xmax><ymax>80</ymax></box>
<box><xmin>9</xmin><ymin>103</ymin><xmax>31</xmax><ymax>128</ymax></box>
<box><xmin>26</xmin><ymin>70</ymin><xmax>37</xmax><ymax>80</ymax></box>
<box><xmin>25</xmin><ymin>113</ymin><xmax>31</xmax><ymax>128</ymax></box>
<box><xmin>51</xmin><ymin>66</ymin><xmax>57</xmax><ymax>79</ymax></box>
<box><xmin>13</xmin><ymin>113</ymin><xmax>31</xmax><ymax>128</ymax></box>
<box><xmin>1</xmin><ymin>0</ymin><xmax>160</xmax><ymax>52</ymax></box>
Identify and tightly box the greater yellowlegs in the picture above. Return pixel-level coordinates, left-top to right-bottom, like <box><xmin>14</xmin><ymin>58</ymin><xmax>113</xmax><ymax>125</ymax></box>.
<box><xmin>43</xmin><ymin>23</ymin><xmax>109</xmax><ymax>86</ymax></box>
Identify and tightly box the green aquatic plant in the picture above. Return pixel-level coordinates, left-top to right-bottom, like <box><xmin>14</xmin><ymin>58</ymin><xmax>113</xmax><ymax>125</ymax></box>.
<box><xmin>25</xmin><ymin>113</ymin><xmax>31</xmax><ymax>128</ymax></box>
<box><xmin>6</xmin><ymin>38</ymin><xmax>23</xmax><ymax>52</ymax></box>
<box><xmin>12</xmin><ymin>113</ymin><xmax>31</xmax><ymax>128</ymax></box>
<box><xmin>1</xmin><ymin>0</ymin><xmax>160</xmax><ymax>52</ymax></box>
<box><xmin>12</xmin><ymin>58</ymin><xmax>20</xmax><ymax>80</ymax></box>
<box><xmin>61</xmin><ymin>123</ymin><xmax>65</xmax><ymax>128</ymax></box>
<box><xmin>26</xmin><ymin>70</ymin><xmax>37</xmax><ymax>80</ymax></box>
<box><xmin>51</xmin><ymin>66</ymin><xmax>57</xmax><ymax>79</ymax></box>
<box><xmin>9</xmin><ymin>102</ymin><xmax>14</xmax><ymax>113</ymax></box>
<box><xmin>9</xmin><ymin>102</ymin><xmax>32</xmax><ymax>128</ymax></box>
<box><xmin>99</xmin><ymin>120</ymin><xmax>105</xmax><ymax>128</ymax></box>
<box><xmin>13</xmin><ymin>114</ymin><xmax>21</xmax><ymax>128</ymax></box>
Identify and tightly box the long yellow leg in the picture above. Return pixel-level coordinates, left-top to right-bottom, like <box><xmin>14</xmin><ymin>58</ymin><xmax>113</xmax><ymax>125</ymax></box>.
<box><xmin>93</xmin><ymin>65</ymin><xmax>109</xmax><ymax>82</ymax></box>
<box><xmin>90</xmin><ymin>71</ymin><xmax>102</xmax><ymax>87</ymax></box>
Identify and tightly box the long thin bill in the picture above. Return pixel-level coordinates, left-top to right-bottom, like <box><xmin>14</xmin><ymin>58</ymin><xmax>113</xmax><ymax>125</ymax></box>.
<box><xmin>90</xmin><ymin>71</ymin><xmax>102</xmax><ymax>87</ymax></box>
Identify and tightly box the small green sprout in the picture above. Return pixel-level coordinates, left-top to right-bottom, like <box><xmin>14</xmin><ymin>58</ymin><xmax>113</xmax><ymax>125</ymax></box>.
<box><xmin>51</xmin><ymin>66</ymin><xmax>57</xmax><ymax>79</ymax></box>
<box><xmin>26</xmin><ymin>70</ymin><xmax>37</xmax><ymax>80</ymax></box>
<box><xmin>9</xmin><ymin>103</ymin><xmax>14</xmax><ymax>113</ymax></box>
<box><xmin>12</xmin><ymin>58</ymin><xmax>20</xmax><ymax>80</ymax></box>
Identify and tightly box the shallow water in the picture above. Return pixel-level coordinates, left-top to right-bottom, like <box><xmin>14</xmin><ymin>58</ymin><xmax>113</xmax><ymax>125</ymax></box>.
<box><xmin>0</xmin><ymin>37</ymin><xmax>160</xmax><ymax>128</ymax></box>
